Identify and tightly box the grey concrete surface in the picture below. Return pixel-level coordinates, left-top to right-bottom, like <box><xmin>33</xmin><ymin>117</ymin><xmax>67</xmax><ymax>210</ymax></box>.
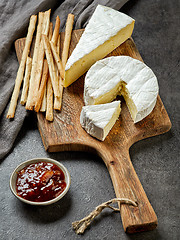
<box><xmin>0</xmin><ymin>0</ymin><xmax>179</xmax><ymax>239</ymax></box>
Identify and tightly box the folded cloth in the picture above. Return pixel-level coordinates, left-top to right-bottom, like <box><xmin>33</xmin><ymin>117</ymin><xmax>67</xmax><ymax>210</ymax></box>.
<box><xmin>0</xmin><ymin>0</ymin><xmax>129</xmax><ymax>159</ymax></box>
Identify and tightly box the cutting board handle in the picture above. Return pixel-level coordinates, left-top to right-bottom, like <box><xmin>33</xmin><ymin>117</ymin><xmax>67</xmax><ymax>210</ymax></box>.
<box><xmin>100</xmin><ymin>146</ymin><xmax>157</xmax><ymax>233</ymax></box>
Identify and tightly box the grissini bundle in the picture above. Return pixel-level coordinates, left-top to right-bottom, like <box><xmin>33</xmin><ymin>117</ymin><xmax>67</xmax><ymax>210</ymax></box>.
<box><xmin>29</xmin><ymin>9</ymin><xmax>51</xmax><ymax>109</ymax></box>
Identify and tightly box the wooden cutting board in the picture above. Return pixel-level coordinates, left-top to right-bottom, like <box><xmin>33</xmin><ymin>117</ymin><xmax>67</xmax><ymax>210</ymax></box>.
<box><xmin>15</xmin><ymin>29</ymin><xmax>171</xmax><ymax>233</ymax></box>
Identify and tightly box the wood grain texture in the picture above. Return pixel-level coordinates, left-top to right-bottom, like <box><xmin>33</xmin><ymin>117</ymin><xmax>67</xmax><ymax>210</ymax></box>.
<box><xmin>15</xmin><ymin>29</ymin><xmax>171</xmax><ymax>233</ymax></box>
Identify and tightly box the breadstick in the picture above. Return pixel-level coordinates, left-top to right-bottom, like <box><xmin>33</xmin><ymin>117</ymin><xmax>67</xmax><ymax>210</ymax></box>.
<box><xmin>50</xmin><ymin>19</ymin><xmax>63</xmax><ymax>83</ymax></box>
<box><xmin>26</xmin><ymin>12</ymin><xmax>44</xmax><ymax>110</ymax></box>
<box><xmin>54</xmin><ymin>35</ymin><xmax>62</xmax><ymax>110</ymax></box>
<box><xmin>50</xmin><ymin>40</ymin><xmax>64</xmax><ymax>79</ymax></box>
<box><xmin>42</xmin><ymin>34</ymin><xmax>60</xmax><ymax>97</ymax></box>
<box><xmin>20</xmin><ymin>57</ymin><xmax>32</xmax><ymax>105</ymax></box>
<box><xmin>40</xmin><ymin>84</ymin><xmax>47</xmax><ymax>112</ymax></box>
<box><xmin>48</xmin><ymin>22</ymin><xmax>53</xmax><ymax>40</ymax></box>
<box><xmin>7</xmin><ymin>15</ymin><xmax>37</xmax><ymax>118</ymax></box>
<box><xmin>52</xmin><ymin>21</ymin><xmax>61</xmax><ymax>110</ymax></box>
<box><xmin>58</xmin><ymin>34</ymin><xmax>64</xmax><ymax>110</ymax></box>
<box><xmin>51</xmin><ymin>16</ymin><xmax>60</xmax><ymax>45</ymax></box>
<box><xmin>32</xmin><ymin>9</ymin><xmax>51</xmax><ymax>106</ymax></box>
<box><xmin>46</xmin><ymin>22</ymin><xmax>54</xmax><ymax>116</ymax></box>
<box><xmin>62</xmin><ymin>14</ymin><xmax>74</xmax><ymax>68</ymax></box>
<box><xmin>43</xmin><ymin>9</ymin><xmax>51</xmax><ymax>36</ymax></box>
<box><xmin>46</xmin><ymin>76</ymin><xmax>54</xmax><ymax>121</ymax></box>
<box><xmin>45</xmin><ymin>22</ymin><xmax>54</xmax><ymax>117</ymax></box>
<box><xmin>34</xmin><ymin>60</ymin><xmax>49</xmax><ymax>112</ymax></box>
<box><xmin>40</xmin><ymin>22</ymin><xmax>53</xmax><ymax>112</ymax></box>
<box><xmin>56</xmin><ymin>77</ymin><xmax>64</xmax><ymax>111</ymax></box>
<box><xmin>57</xmin><ymin>34</ymin><xmax>60</xmax><ymax>55</ymax></box>
<box><xmin>58</xmin><ymin>80</ymin><xmax>64</xmax><ymax>112</ymax></box>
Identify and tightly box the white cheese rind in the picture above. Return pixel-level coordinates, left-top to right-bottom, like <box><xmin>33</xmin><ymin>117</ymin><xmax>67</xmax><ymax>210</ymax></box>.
<box><xmin>80</xmin><ymin>101</ymin><xmax>121</xmax><ymax>141</ymax></box>
<box><xmin>84</xmin><ymin>56</ymin><xmax>159</xmax><ymax>123</ymax></box>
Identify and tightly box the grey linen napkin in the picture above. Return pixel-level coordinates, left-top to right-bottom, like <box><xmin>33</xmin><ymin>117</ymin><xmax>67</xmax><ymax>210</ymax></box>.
<box><xmin>0</xmin><ymin>0</ymin><xmax>129</xmax><ymax>159</ymax></box>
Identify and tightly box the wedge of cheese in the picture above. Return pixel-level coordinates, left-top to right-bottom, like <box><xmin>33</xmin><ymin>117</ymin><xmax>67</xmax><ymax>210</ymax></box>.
<box><xmin>64</xmin><ymin>5</ymin><xmax>135</xmax><ymax>87</ymax></box>
<box><xmin>84</xmin><ymin>56</ymin><xmax>159</xmax><ymax>123</ymax></box>
<box><xmin>80</xmin><ymin>101</ymin><xmax>121</xmax><ymax>141</ymax></box>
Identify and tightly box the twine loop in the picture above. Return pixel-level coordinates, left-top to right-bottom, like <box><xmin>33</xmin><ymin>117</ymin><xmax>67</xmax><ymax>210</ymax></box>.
<box><xmin>72</xmin><ymin>198</ymin><xmax>137</xmax><ymax>234</ymax></box>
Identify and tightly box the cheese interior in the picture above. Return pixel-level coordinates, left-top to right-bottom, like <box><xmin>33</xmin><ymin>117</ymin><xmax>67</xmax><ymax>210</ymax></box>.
<box><xmin>103</xmin><ymin>104</ymin><xmax>121</xmax><ymax>140</ymax></box>
<box><xmin>64</xmin><ymin>22</ymin><xmax>134</xmax><ymax>87</ymax></box>
<box><xmin>121</xmin><ymin>84</ymin><xmax>138</xmax><ymax>122</ymax></box>
<box><xmin>93</xmin><ymin>81</ymin><xmax>122</xmax><ymax>105</ymax></box>
<box><xmin>86</xmin><ymin>81</ymin><xmax>138</xmax><ymax>122</ymax></box>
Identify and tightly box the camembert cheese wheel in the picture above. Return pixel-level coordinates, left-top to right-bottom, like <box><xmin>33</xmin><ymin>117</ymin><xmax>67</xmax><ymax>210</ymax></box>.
<box><xmin>84</xmin><ymin>56</ymin><xmax>159</xmax><ymax>123</ymax></box>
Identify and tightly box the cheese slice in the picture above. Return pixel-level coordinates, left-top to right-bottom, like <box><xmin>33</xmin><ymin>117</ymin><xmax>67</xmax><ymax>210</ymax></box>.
<box><xmin>64</xmin><ymin>5</ymin><xmax>135</xmax><ymax>87</ymax></box>
<box><xmin>84</xmin><ymin>56</ymin><xmax>159</xmax><ymax>123</ymax></box>
<box><xmin>80</xmin><ymin>101</ymin><xmax>121</xmax><ymax>141</ymax></box>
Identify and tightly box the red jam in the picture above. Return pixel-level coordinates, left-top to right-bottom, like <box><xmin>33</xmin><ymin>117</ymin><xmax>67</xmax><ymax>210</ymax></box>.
<box><xmin>16</xmin><ymin>162</ymin><xmax>66</xmax><ymax>202</ymax></box>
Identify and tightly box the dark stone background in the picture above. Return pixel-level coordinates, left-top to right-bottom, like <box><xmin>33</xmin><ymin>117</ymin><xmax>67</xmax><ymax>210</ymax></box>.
<box><xmin>0</xmin><ymin>0</ymin><xmax>179</xmax><ymax>239</ymax></box>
